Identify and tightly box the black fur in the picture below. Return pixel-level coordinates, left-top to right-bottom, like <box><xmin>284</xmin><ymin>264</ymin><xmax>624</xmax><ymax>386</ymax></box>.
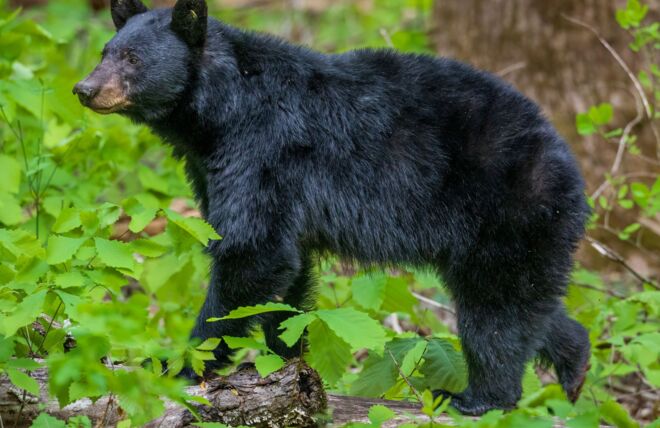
<box><xmin>110</xmin><ymin>0</ymin><xmax>148</xmax><ymax>30</ymax></box>
<box><xmin>78</xmin><ymin>0</ymin><xmax>591</xmax><ymax>415</ymax></box>
<box><xmin>171</xmin><ymin>0</ymin><xmax>208</xmax><ymax>47</ymax></box>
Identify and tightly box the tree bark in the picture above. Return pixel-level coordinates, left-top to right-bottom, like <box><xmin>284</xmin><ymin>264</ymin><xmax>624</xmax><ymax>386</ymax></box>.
<box><xmin>1</xmin><ymin>361</ymin><xmax>329</xmax><ymax>427</ymax></box>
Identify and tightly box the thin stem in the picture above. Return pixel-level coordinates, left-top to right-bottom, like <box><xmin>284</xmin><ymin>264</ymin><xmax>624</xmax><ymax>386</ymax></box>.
<box><xmin>411</xmin><ymin>291</ymin><xmax>455</xmax><ymax>315</ymax></box>
<box><xmin>16</xmin><ymin>121</ymin><xmax>37</xmax><ymax>198</ymax></box>
<box><xmin>562</xmin><ymin>13</ymin><xmax>660</xmax><ymax>155</ymax></box>
<box><xmin>586</xmin><ymin>236</ymin><xmax>659</xmax><ymax>289</ymax></box>
<box><xmin>23</xmin><ymin>326</ymin><xmax>33</xmax><ymax>355</ymax></box>
<box><xmin>572</xmin><ymin>282</ymin><xmax>625</xmax><ymax>299</ymax></box>
<box><xmin>561</xmin><ymin>14</ymin><xmax>651</xmax><ymax>118</ymax></box>
<box><xmin>12</xmin><ymin>391</ymin><xmax>27</xmax><ymax>428</ymax></box>
<box><xmin>387</xmin><ymin>349</ymin><xmax>423</xmax><ymax>404</ymax></box>
<box><xmin>36</xmin><ymin>301</ymin><xmax>63</xmax><ymax>355</ymax></box>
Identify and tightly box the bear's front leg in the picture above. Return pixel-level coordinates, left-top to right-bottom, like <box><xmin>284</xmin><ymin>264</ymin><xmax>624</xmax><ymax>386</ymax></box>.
<box><xmin>188</xmin><ymin>240</ymin><xmax>302</xmax><ymax>378</ymax></box>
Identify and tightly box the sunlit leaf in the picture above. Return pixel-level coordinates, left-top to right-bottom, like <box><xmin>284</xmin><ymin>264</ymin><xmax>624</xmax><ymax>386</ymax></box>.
<box><xmin>254</xmin><ymin>354</ymin><xmax>285</xmax><ymax>377</ymax></box>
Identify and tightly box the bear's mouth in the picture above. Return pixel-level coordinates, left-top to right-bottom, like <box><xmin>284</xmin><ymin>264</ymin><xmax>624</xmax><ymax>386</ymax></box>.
<box><xmin>74</xmin><ymin>72</ymin><xmax>132</xmax><ymax>115</ymax></box>
<box><xmin>88</xmin><ymin>100</ymin><xmax>132</xmax><ymax>114</ymax></box>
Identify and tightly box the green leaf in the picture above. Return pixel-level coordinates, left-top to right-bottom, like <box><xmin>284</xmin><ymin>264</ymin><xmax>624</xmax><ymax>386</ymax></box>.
<box><xmin>52</xmin><ymin>207</ymin><xmax>82</xmax><ymax>233</ymax></box>
<box><xmin>576</xmin><ymin>113</ymin><xmax>596</xmax><ymax>136</ymax></box>
<box><xmin>97</xmin><ymin>203</ymin><xmax>122</xmax><ymax>228</ymax></box>
<box><xmin>381</xmin><ymin>277</ymin><xmax>416</xmax><ymax>314</ymax></box>
<box><xmin>6</xmin><ymin>358</ymin><xmax>41</xmax><ymax>370</ymax></box>
<box><xmin>210</xmin><ymin>303</ymin><xmax>301</xmax><ymax>321</ymax></box>
<box><xmin>616</xmin><ymin>0</ymin><xmax>648</xmax><ymax>29</ymax></box>
<box><xmin>94</xmin><ymin>238</ymin><xmax>135</xmax><ymax>270</ymax></box>
<box><xmin>352</xmin><ymin>273</ymin><xmax>386</xmax><ymax>311</ymax></box>
<box><xmin>0</xmin><ymin>337</ymin><xmax>15</xmax><ymax>362</ymax></box>
<box><xmin>315</xmin><ymin>307</ymin><xmax>387</xmax><ymax>352</ymax></box>
<box><xmin>522</xmin><ymin>363</ymin><xmax>542</xmax><ymax>398</ymax></box>
<box><xmin>604</xmin><ymin>128</ymin><xmax>623</xmax><ymax>138</ymax></box>
<box><xmin>566</xmin><ymin>410</ymin><xmax>600</xmax><ymax>428</ymax></box>
<box><xmin>16</xmin><ymin>258</ymin><xmax>49</xmax><ymax>283</ymax></box>
<box><xmin>222</xmin><ymin>336</ymin><xmax>270</xmax><ymax>352</ymax></box>
<box><xmin>618</xmin><ymin>222</ymin><xmax>641</xmax><ymax>240</ymax></box>
<box><xmin>54</xmin><ymin>270</ymin><xmax>88</xmax><ymax>289</ymax></box>
<box><xmin>619</xmin><ymin>199</ymin><xmax>633</xmax><ymax>209</ymax></box>
<box><xmin>138</xmin><ymin>165</ymin><xmax>171</xmax><ymax>195</ymax></box>
<box><xmin>351</xmin><ymin>337</ymin><xmax>422</xmax><ymax>397</ymax></box>
<box><xmin>306</xmin><ymin>319</ymin><xmax>352</xmax><ymax>386</ymax></box>
<box><xmin>141</xmin><ymin>253</ymin><xmax>181</xmax><ymax>293</ymax></box>
<box><xmin>131</xmin><ymin>239</ymin><xmax>169</xmax><ymax>258</ymax></box>
<box><xmin>7</xmin><ymin>368</ymin><xmax>40</xmax><ymax>395</ymax></box>
<box><xmin>630</xmin><ymin>182</ymin><xmax>649</xmax><ymax>208</ymax></box>
<box><xmin>196</xmin><ymin>338</ymin><xmax>222</xmax><ymax>351</ymax></box>
<box><xmin>399</xmin><ymin>339</ymin><xmax>427</xmax><ymax>375</ymax></box>
<box><xmin>129</xmin><ymin>207</ymin><xmax>158</xmax><ymax>233</ymax></box>
<box><xmin>46</xmin><ymin>236</ymin><xmax>87</xmax><ymax>265</ymax></box>
<box><xmin>0</xmin><ymin>192</ymin><xmax>24</xmax><ymax>225</ymax></box>
<box><xmin>166</xmin><ymin>357</ymin><xmax>184</xmax><ymax>378</ymax></box>
<box><xmin>254</xmin><ymin>354</ymin><xmax>285</xmax><ymax>377</ymax></box>
<box><xmin>0</xmin><ymin>154</ymin><xmax>21</xmax><ymax>194</ymax></box>
<box><xmin>124</xmin><ymin>196</ymin><xmax>159</xmax><ymax>233</ymax></box>
<box><xmin>368</xmin><ymin>405</ymin><xmax>396</xmax><ymax>426</ymax></box>
<box><xmin>191</xmin><ymin>356</ymin><xmax>206</xmax><ymax>377</ymax></box>
<box><xmin>600</xmin><ymin>400</ymin><xmax>639</xmax><ymax>428</ymax></box>
<box><xmin>1</xmin><ymin>290</ymin><xmax>47</xmax><ymax>337</ymax></box>
<box><xmin>588</xmin><ymin>103</ymin><xmax>613</xmax><ymax>125</ymax></box>
<box><xmin>164</xmin><ymin>209</ymin><xmax>220</xmax><ymax>245</ymax></box>
<box><xmin>278</xmin><ymin>312</ymin><xmax>317</xmax><ymax>347</ymax></box>
<box><xmin>29</xmin><ymin>413</ymin><xmax>66</xmax><ymax>428</ymax></box>
<box><xmin>419</xmin><ymin>338</ymin><xmax>467</xmax><ymax>393</ymax></box>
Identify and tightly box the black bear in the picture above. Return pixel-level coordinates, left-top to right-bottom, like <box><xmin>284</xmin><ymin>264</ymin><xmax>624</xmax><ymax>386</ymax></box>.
<box><xmin>74</xmin><ymin>0</ymin><xmax>591</xmax><ymax>415</ymax></box>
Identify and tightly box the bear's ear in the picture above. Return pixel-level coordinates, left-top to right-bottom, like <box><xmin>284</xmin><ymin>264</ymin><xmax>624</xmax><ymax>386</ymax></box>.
<box><xmin>171</xmin><ymin>0</ymin><xmax>208</xmax><ymax>47</ymax></box>
<box><xmin>111</xmin><ymin>0</ymin><xmax>148</xmax><ymax>31</ymax></box>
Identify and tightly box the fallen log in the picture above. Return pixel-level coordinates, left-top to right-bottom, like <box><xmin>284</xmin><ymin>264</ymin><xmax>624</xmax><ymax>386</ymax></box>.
<box><xmin>1</xmin><ymin>360</ymin><xmax>435</xmax><ymax>427</ymax></box>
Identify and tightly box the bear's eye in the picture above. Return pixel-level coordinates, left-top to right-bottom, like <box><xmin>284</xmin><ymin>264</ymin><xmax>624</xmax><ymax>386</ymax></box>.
<box><xmin>127</xmin><ymin>54</ymin><xmax>140</xmax><ymax>65</ymax></box>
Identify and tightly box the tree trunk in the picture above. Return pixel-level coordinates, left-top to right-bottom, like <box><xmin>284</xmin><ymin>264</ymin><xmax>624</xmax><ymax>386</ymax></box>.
<box><xmin>1</xmin><ymin>361</ymin><xmax>328</xmax><ymax>427</ymax></box>
<box><xmin>431</xmin><ymin>0</ymin><xmax>660</xmax><ymax>273</ymax></box>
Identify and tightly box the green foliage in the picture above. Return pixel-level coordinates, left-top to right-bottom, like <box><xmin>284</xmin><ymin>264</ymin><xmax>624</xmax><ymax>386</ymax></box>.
<box><xmin>575</xmin><ymin>103</ymin><xmax>614</xmax><ymax>136</ymax></box>
<box><xmin>615</xmin><ymin>0</ymin><xmax>648</xmax><ymax>29</ymax></box>
<box><xmin>208</xmin><ymin>302</ymin><xmax>301</xmax><ymax>321</ymax></box>
<box><xmin>0</xmin><ymin>0</ymin><xmax>656</xmax><ymax>426</ymax></box>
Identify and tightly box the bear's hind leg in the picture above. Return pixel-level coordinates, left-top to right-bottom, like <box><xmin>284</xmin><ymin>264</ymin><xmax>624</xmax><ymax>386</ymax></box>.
<box><xmin>539</xmin><ymin>308</ymin><xmax>591</xmax><ymax>402</ymax></box>
<box><xmin>434</xmin><ymin>295</ymin><xmax>556</xmax><ymax>415</ymax></box>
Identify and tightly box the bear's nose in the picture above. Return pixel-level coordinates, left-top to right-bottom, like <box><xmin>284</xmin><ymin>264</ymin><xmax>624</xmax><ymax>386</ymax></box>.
<box><xmin>72</xmin><ymin>81</ymin><xmax>99</xmax><ymax>105</ymax></box>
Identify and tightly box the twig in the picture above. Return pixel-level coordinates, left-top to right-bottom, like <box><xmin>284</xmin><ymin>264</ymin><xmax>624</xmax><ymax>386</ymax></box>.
<box><xmin>12</xmin><ymin>391</ymin><xmax>27</xmax><ymax>428</ymax></box>
<box><xmin>386</xmin><ymin>313</ymin><xmax>404</xmax><ymax>334</ymax></box>
<box><xmin>496</xmin><ymin>62</ymin><xmax>526</xmax><ymax>77</ymax></box>
<box><xmin>591</xmin><ymin>92</ymin><xmax>644</xmax><ymax>200</ymax></box>
<box><xmin>611</xmin><ymin>98</ymin><xmax>643</xmax><ymax>175</ymax></box>
<box><xmin>572</xmin><ymin>282</ymin><xmax>625</xmax><ymax>299</ymax></box>
<box><xmin>585</xmin><ymin>236</ymin><xmax>659</xmax><ymax>289</ymax></box>
<box><xmin>562</xmin><ymin>13</ymin><xmax>660</xmax><ymax>155</ymax></box>
<box><xmin>562</xmin><ymin>14</ymin><xmax>651</xmax><ymax>118</ymax></box>
<box><xmin>411</xmin><ymin>292</ymin><xmax>455</xmax><ymax>315</ymax></box>
<box><xmin>36</xmin><ymin>301</ymin><xmax>62</xmax><ymax>355</ymax></box>
<box><xmin>380</xmin><ymin>28</ymin><xmax>394</xmax><ymax>48</ymax></box>
<box><xmin>387</xmin><ymin>349</ymin><xmax>423</xmax><ymax>404</ymax></box>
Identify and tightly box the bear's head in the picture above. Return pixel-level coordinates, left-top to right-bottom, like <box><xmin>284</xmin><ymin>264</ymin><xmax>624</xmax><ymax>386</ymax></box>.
<box><xmin>73</xmin><ymin>0</ymin><xmax>208</xmax><ymax>121</ymax></box>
